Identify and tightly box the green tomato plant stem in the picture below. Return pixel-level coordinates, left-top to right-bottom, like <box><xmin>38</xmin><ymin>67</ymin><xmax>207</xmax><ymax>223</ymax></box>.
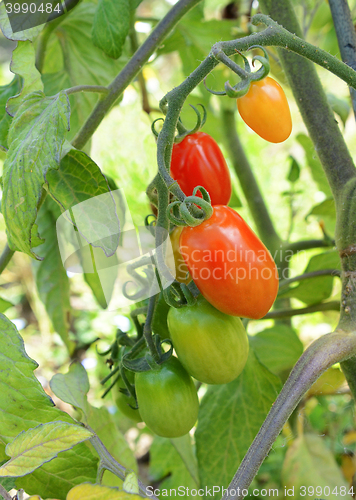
<box><xmin>328</xmin><ymin>0</ymin><xmax>356</xmax><ymax>120</ymax></box>
<box><xmin>65</xmin><ymin>85</ymin><xmax>110</xmax><ymax>96</ymax></box>
<box><xmin>0</xmin><ymin>484</ymin><xmax>12</xmax><ymax>500</ymax></box>
<box><xmin>0</xmin><ymin>243</ymin><xmax>15</xmax><ymax>275</ymax></box>
<box><xmin>278</xmin><ymin>269</ymin><xmax>341</xmax><ymax>290</ymax></box>
<box><xmin>143</xmin><ymin>293</ymin><xmax>160</xmax><ymax>363</ymax></box>
<box><xmin>89</xmin><ymin>431</ymin><xmax>156</xmax><ymax>499</ymax></box>
<box><xmin>263</xmin><ymin>301</ymin><xmax>340</xmax><ymax>320</ymax></box>
<box><xmin>285</xmin><ymin>238</ymin><xmax>335</xmax><ymax>253</ymax></box>
<box><xmin>221</xmin><ymin>331</ymin><xmax>356</xmax><ymax>500</ymax></box>
<box><xmin>71</xmin><ymin>0</ymin><xmax>203</xmax><ymax>150</ymax></box>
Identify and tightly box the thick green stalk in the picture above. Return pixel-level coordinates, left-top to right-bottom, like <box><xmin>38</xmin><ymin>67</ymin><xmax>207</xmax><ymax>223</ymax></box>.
<box><xmin>221</xmin><ymin>109</ymin><xmax>280</xmax><ymax>250</ymax></box>
<box><xmin>328</xmin><ymin>0</ymin><xmax>356</xmax><ymax>118</ymax></box>
<box><xmin>221</xmin><ymin>331</ymin><xmax>356</xmax><ymax>500</ymax></box>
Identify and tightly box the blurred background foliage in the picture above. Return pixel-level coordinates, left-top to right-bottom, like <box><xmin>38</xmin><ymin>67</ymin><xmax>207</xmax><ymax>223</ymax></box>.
<box><xmin>0</xmin><ymin>0</ymin><xmax>356</xmax><ymax>497</ymax></box>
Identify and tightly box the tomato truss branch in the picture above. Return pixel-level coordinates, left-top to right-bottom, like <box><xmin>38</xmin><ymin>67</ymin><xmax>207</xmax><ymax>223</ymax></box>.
<box><xmin>221</xmin><ymin>331</ymin><xmax>356</xmax><ymax>500</ymax></box>
<box><xmin>155</xmin><ymin>13</ymin><xmax>356</xmax><ymax>222</ymax></box>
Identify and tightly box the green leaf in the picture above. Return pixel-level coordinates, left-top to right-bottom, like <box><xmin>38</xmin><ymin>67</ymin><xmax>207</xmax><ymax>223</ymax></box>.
<box><xmin>0</xmin><ymin>3</ymin><xmax>43</xmax><ymax>41</ymax></box>
<box><xmin>195</xmin><ymin>349</ymin><xmax>280</xmax><ymax>499</ymax></box>
<box><xmin>123</xmin><ymin>471</ymin><xmax>139</xmax><ymax>494</ymax></box>
<box><xmin>17</xmin><ymin>443</ymin><xmax>98</xmax><ymax>499</ymax></box>
<box><xmin>0</xmin><ymin>422</ymin><xmax>93</xmax><ymax>477</ymax></box>
<box><xmin>249</xmin><ymin>325</ymin><xmax>303</xmax><ymax>375</ymax></box>
<box><xmin>33</xmin><ymin>197</ymin><xmax>73</xmax><ymax>352</ymax></box>
<box><xmin>0</xmin><ymin>314</ymin><xmax>97</xmax><ymax>499</ymax></box>
<box><xmin>2</xmin><ymin>91</ymin><xmax>70</xmax><ymax>259</ymax></box>
<box><xmin>279</xmin><ymin>250</ymin><xmax>341</xmax><ymax>305</ymax></box>
<box><xmin>287</xmin><ymin>156</ymin><xmax>300</xmax><ymax>183</ymax></box>
<box><xmin>170</xmin><ymin>435</ymin><xmax>199</xmax><ymax>486</ymax></box>
<box><xmin>92</xmin><ymin>0</ymin><xmax>130</xmax><ymax>59</ymax></box>
<box><xmin>307</xmin><ymin>197</ymin><xmax>336</xmax><ymax>219</ymax></box>
<box><xmin>47</xmin><ymin>149</ymin><xmax>120</xmax><ymax>257</ymax></box>
<box><xmin>7</xmin><ymin>41</ymin><xmax>43</xmax><ymax>115</ymax></box>
<box><xmin>282</xmin><ymin>434</ymin><xmax>348</xmax><ymax>499</ymax></box>
<box><xmin>327</xmin><ymin>92</ymin><xmax>350</xmax><ymax>127</ymax></box>
<box><xmin>297</xmin><ymin>133</ymin><xmax>331</xmax><ymax>196</ymax></box>
<box><xmin>149</xmin><ymin>436</ymin><xmax>198</xmax><ymax>499</ymax></box>
<box><xmin>50</xmin><ymin>363</ymin><xmax>90</xmax><ymax>417</ymax></box>
<box><xmin>42</xmin><ymin>2</ymin><xmax>128</xmax><ymax>140</ymax></box>
<box><xmin>87</xmin><ymin>406</ymin><xmax>137</xmax><ymax>487</ymax></box>
<box><xmin>0</xmin><ymin>76</ymin><xmax>21</xmax><ymax>150</ymax></box>
<box><xmin>0</xmin><ymin>297</ymin><xmax>13</xmax><ymax>313</ymax></box>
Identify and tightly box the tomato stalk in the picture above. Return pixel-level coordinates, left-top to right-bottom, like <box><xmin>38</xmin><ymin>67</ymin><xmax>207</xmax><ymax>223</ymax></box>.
<box><xmin>221</xmin><ymin>331</ymin><xmax>356</xmax><ymax>500</ymax></box>
<box><xmin>328</xmin><ymin>0</ymin><xmax>356</xmax><ymax>119</ymax></box>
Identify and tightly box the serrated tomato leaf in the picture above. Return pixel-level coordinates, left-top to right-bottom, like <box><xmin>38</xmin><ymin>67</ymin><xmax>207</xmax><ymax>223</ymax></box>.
<box><xmin>33</xmin><ymin>197</ymin><xmax>73</xmax><ymax>352</ymax></box>
<box><xmin>2</xmin><ymin>90</ymin><xmax>70</xmax><ymax>259</ymax></box>
<box><xmin>0</xmin><ymin>314</ymin><xmax>97</xmax><ymax>499</ymax></box>
<box><xmin>0</xmin><ymin>422</ymin><xmax>93</xmax><ymax>478</ymax></box>
<box><xmin>92</xmin><ymin>0</ymin><xmax>130</xmax><ymax>59</ymax></box>
<box><xmin>7</xmin><ymin>40</ymin><xmax>43</xmax><ymax>116</ymax></box>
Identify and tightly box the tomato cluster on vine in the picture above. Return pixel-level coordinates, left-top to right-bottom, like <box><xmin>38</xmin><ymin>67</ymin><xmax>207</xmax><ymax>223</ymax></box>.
<box><xmin>104</xmin><ymin>72</ymin><xmax>290</xmax><ymax>439</ymax></box>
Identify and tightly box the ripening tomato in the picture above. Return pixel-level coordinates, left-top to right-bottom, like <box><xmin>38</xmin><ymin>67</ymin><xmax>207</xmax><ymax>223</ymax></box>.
<box><xmin>168</xmin><ymin>295</ymin><xmax>249</xmax><ymax>384</ymax></box>
<box><xmin>236</xmin><ymin>77</ymin><xmax>292</xmax><ymax>143</ymax></box>
<box><xmin>170</xmin><ymin>226</ymin><xmax>191</xmax><ymax>284</ymax></box>
<box><xmin>135</xmin><ymin>356</ymin><xmax>199</xmax><ymax>438</ymax></box>
<box><xmin>179</xmin><ymin>205</ymin><xmax>279</xmax><ymax>319</ymax></box>
<box><xmin>170</xmin><ymin>132</ymin><xmax>232</xmax><ymax>205</ymax></box>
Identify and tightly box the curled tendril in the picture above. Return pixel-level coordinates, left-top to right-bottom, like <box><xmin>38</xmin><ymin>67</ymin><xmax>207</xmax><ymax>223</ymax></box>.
<box><xmin>145</xmin><ymin>213</ymin><xmax>157</xmax><ymax>236</ymax></box>
<box><xmin>123</xmin><ymin>258</ymin><xmax>155</xmax><ymax>301</ymax></box>
<box><xmin>167</xmin><ymin>186</ymin><xmax>213</xmax><ymax>227</ymax></box>
<box><xmin>151</xmin><ymin>117</ymin><xmax>164</xmax><ymax>138</ymax></box>
<box><xmin>174</xmin><ymin>104</ymin><xmax>207</xmax><ymax>143</ymax></box>
<box><xmin>206</xmin><ymin>45</ymin><xmax>270</xmax><ymax>99</ymax></box>
<box><xmin>249</xmin><ymin>46</ymin><xmax>270</xmax><ymax>81</ymax></box>
<box><xmin>163</xmin><ymin>282</ymin><xmax>186</xmax><ymax>308</ymax></box>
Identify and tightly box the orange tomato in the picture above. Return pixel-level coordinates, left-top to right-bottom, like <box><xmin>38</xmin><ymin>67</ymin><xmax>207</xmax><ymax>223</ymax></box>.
<box><xmin>236</xmin><ymin>77</ymin><xmax>292</xmax><ymax>143</ymax></box>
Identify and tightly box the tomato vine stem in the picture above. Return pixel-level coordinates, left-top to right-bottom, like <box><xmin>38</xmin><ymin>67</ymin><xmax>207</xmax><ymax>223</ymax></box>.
<box><xmin>221</xmin><ymin>331</ymin><xmax>356</xmax><ymax>500</ymax></box>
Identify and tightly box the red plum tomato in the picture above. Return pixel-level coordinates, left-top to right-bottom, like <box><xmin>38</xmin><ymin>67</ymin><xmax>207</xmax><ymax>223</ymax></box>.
<box><xmin>170</xmin><ymin>132</ymin><xmax>232</xmax><ymax>205</ymax></box>
<box><xmin>179</xmin><ymin>205</ymin><xmax>279</xmax><ymax>319</ymax></box>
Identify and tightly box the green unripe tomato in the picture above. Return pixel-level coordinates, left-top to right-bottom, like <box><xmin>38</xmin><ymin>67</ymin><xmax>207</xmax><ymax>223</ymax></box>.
<box><xmin>113</xmin><ymin>371</ymin><xmax>142</xmax><ymax>423</ymax></box>
<box><xmin>135</xmin><ymin>356</ymin><xmax>199</xmax><ymax>438</ymax></box>
<box><xmin>167</xmin><ymin>295</ymin><xmax>249</xmax><ymax>384</ymax></box>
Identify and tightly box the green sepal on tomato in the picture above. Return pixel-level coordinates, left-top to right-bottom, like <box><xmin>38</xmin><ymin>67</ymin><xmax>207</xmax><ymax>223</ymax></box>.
<box><xmin>170</xmin><ymin>132</ymin><xmax>232</xmax><ymax>205</ymax></box>
<box><xmin>168</xmin><ymin>295</ymin><xmax>249</xmax><ymax>384</ymax></box>
<box><xmin>135</xmin><ymin>356</ymin><xmax>199</xmax><ymax>438</ymax></box>
<box><xmin>179</xmin><ymin>205</ymin><xmax>279</xmax><ymax>319</ymax></box>
<box><xmin>113</xmin><ymin>370</ymin><xmax>142</xmax><ymax>423</ymax></box>
<box><xmin>152</xmin><ymin>291</ymin><xmax>171</xmax><ymax>339</ymax></box>
<box><xmin>236</xmin><ymin>77</ymin><xmax>292</xmax><ymax>143</ymax></box>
